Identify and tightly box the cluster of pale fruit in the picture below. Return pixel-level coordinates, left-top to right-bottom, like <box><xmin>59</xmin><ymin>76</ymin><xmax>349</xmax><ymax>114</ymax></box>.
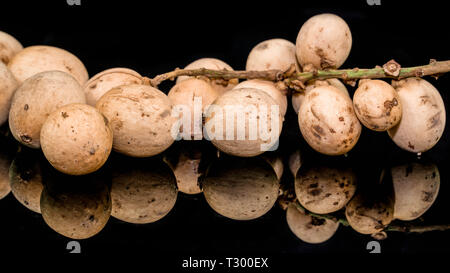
<box><xmin>0</xmin><ymin>13</ymin><xmax>446</xmax><ymax>177</ymax></box>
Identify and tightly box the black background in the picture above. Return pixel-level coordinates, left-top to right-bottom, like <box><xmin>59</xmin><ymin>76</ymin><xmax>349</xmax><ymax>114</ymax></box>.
<box><xmin>0</xmin><ymin>0</ymin><xmax>449</xmax><ymax>269</ymax></box>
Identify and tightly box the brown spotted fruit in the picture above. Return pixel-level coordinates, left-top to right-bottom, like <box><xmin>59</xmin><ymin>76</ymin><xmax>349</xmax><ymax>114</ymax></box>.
<box><xmin>9</xmin><ymin>71</ymin><xmax>86</xmax><ymax>148</ymax></box>
<box><xmin>205</xmin><ymin>88</ymin><xmax>283</xmax><ymax>157</ymax></box>
<box><xmin>298</xmin><ymin>85</ymin><xmax>361</xmax><ymax>155</ymax></box>
<box><xmin>40</xmin><ymin>103</ymin><xmax>113</xmax><ymax>175</ymax></box>
<box><xmin>246</xmin><ymin>38</ymin><xmax>296</xmax><ymax>72</ymax></box>
<box><xmin>168</xmin><ymin>78</ymin><xmax>219</xmax><ymax>140</ymax></box>
<box><xmin>233</xmin><ymin>79</ymin><xmax>288</xmax><ymax>117</ymax></box>
<box><xmin>388</xmin><ymin>78</ymin><xmax>445</xmax><ymax>153</ymax></box>
<box><xmin>83</xmin><ymin>68</ymin><xmax>142</xmax><ymax>106</ymax></box>
<box><xmin>8</xmin><ymin>45</ymin><xmax>88</xmax><ymax>85</ymax></box>
<box><xmin>96</xmin><ymin>84</ymin><xmax>176</xmax><ymax>157</ymax></box>
<box><xmin>292</xmin><ymin>78</ymin><xmax>348</xmax><ymax>114</ymax></box>
<box><xmin>353</xmin><ymin>80</ymin><xmax>401</xmax><ymax>131</ymax></box>
<box><xmin>296</xmin><ymin>13</ymin><xmax>352</xmax><ymax>69</ymax></box>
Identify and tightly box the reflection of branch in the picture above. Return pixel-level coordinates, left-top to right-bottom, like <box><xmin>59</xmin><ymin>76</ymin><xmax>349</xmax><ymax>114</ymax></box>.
<box><xmin>294</xmin><ymin>201</ymin><xmax>350</xmax><ymax>226</ymax></box>
<box><xmin>293</xmin><ymin>201</ymin><xmax>450</xmax><ymax>234</ymax></box>
<box><xmin>386</xmin><ymin>224</ymin><xmax>450</xmax><ymax>233</ymax></box>
<box><xmin>146</xmin><ymin>60</ymin><xmax>450</xmax><ymax>90</ymax></box>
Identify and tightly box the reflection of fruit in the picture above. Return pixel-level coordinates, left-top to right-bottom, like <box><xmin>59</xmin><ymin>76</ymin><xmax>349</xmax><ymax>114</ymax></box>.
<box><xmin>8</xmin><ymin>45</ymin><xmax>88</xmax><ymax>85</ymax></box>
<box><xmin>288</xmin><ymin>150</ymin><xmax>303</xmax><ymax>178</ymax></box>
<box><xmin>9</xmin><ymin>71</ymin><xmax>86</xmax><ymax>148</ymax></box>
<box><xmin>164</xmin><ymin>147</ymin><xmax>203</xmax><ymax>195</ymax></box>
<box><xmin>246</xmin><ymin>38</ymin><xmax>296</xmax><ymax>72</ymax></box>
<box><xmin>345</xmin><ymin>192</ymin><xmax>394</xmax><ymax>235</ymax></box>
<box><xmin>9</xmin><ymin>150</ymin><xmax>43</xmax><ymax>213</ymax></box>
<box><xmin>260</xmin><ymin>153</ymin><xmax>284</xmax><ymax>181</ymax></box>
<box><xmin>0</xmin><ymin>151</ymin><xmax>11</xmax><ymax>200</ymax></box>
<box><xmin>388</xmin><ymin>78</ymin><xmax>446</xmax><ymax>153</ymax></box>
<box><xmin>203</xmin><ymin>157</ymin><xmax>279</xmax><ymax>220</ymax></box>
<box><xmin>111</xmin><ymin>159</ymin><xmax>177</xmax><ymax>224</ymax></box>
<box><xmin>391</xmin><ymin>162</ymin><xmax>440</xmax><ymax>221</ymax></box>
<box><xmin>353</xmin><ymin>80</ymin><xmax>401</xmax><ymax>131</ymax></box>
<box><xmin>40</xmin><ymin>172</ymin><xmax>111</xmax><ymax>240</ymax></box>
<box><xmin>295</xmin><ymin>166</ymin><xmax>356</xmax><ymax>214</ymax></box>
<box><xmin>286</xmin><ymin>203</ymin><xmax>339</xmax><ymax>244</ymax></box>
<box><xmin>298</xmin><ymin>85</ymin><xmax>361</xmax><ymax>155</ymax></box>
<box><xmin>40</xmin><ymin>103</ymin><xmax>113</xmax><ymax>175</ymax></box>
<box><xmin>96</xmin><ymin>84</ymin><xmax>175</xmax><ymax>157</ymax></box>
<box><xmin>296</xmin><ymin>13</ymin><xmax>352</xmax><ymax>69</ymax></box>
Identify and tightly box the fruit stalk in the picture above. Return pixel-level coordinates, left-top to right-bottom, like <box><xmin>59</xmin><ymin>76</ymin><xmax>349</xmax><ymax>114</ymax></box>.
<box><xmin>147</xmin><ymin>68</ymin><xmax>283</xmax><ymax>87</ymax></box>
<box><xmin>146</xmin><ymin>60</ymin><xmax>450</xmax><ymax>90</ymax></box>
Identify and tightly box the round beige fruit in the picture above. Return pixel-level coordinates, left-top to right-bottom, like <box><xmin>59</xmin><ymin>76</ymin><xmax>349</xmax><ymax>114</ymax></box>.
<box><xmin>0</xmin><ymin>62</ymin><xmax>19</xmax><ymax>125</ymax></box>
<box><xmin>388</xmin><ymin>78</ymin><xmax>446</xmax><ymax>153</ymax></box>
<box><xmin>8</xmin><ymin>45</ymin><xmax>88</xmax><ymax>85</ymax></box>
<box><xmin>111</xmin><ymin>159</ymin><xmax>177</xmax><ymax>224</ymax></box>
<box><xmin>246</xmin><ymin>38</ymin><xmax>296</xmax><ymax>72</ymax></box>
<box><xmin>202</xmin><ymin>157</ymin><xmax>280</xmax><ymax>220</ymax></box>
<box><xmin>169</xmin><ymin>78</ymin><xmax>219</xmax><ymax>139</ymax></box>
<box><xmin>205</xmin><ymin>88</ymin><xmax>283</xmax><ymax>157</ymax></box>
<box><xmin>295</xmin><ymin>166</ymin><xmax>356</xmax><ymax>214</ymax></box>
<box><xmin>233</xmin><ymin>79</ymin><xmax>288</xmax><ymax>116</ymax></box>
<box><xmin>298</xmin><ymin>85</ymin><xmax>361</xmax><ymax>155</ymax></box>
<box><xmin>391</xmin><ymin>162</ymin><xmax>440</xmax><ymax>221</ymax></box>
<box><xmin>292</xmin><ymin>78</ymin><xmax>348</xmax><ymax>114</ymax></box>
<box><xmin>9</xmin><ymin>151</ymin><xmax>43</xmax><ymax>213</ymax></box>
<box><xmin>96</xmin><ymin>84</ymin><xmax>175</xmax><ymax>157</ymax></box>
<box><xmin>83</xmin><ymin>68</ymin><xmax>142</xmax><ymax>106</ymax></box>
<box><xmin>177</xmin><ymin>58</ymin><xmax>238</xmax><ymax>94</ymax></box>
<box><xmin>345</xmin><ymin>192</ymin><xmax>394</xmax><ymax>235</ymax></box>
<box><xmin>296</xmin><ymin>13</ymin><xmax>352</xmax><ymax>69</ymax></box>
<box><xmin>0</xmin><ymin>151</ymin><xmax>11</xmax><ymax>200</ymax></box>
<box><xmin>9</xmin><ymin>71</ymin><xmax>86</xmax><ymax>148</ymax></box>
<box><xmin>40</xmin><ymin>103</ymin><xmax>113</xmax><ymax>175</ymax></box>
<box><xmin>40</xmin><ymin>176</ymin><xmax>111</xmax><ymax>240</ymax></box>
<box><xmin>286</xmin><ymin>203</ymin><xmax>339</xmax><ymax>244</ymax></box>
<box><xmin>0</xmin><ymin>31</ymin><xmax>23</xmax><ymax>64</ymax></box>
<box><xmin>353</xmin><ymin>80</ymin><xmax>401</xmax><ymax>131</ymax></box>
